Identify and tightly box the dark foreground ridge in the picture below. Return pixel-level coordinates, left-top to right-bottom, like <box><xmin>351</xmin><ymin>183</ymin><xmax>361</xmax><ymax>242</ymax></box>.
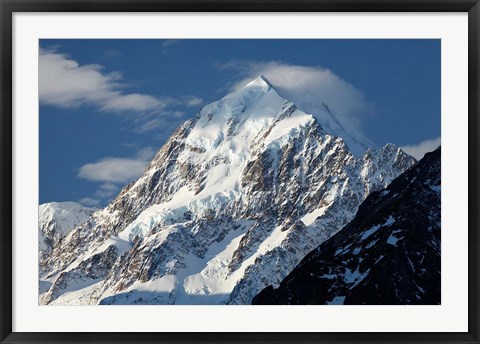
<box><xmin>253</xmin><ymin>147</ymin><xmax>441</xmax><ymax>305</ymax></box>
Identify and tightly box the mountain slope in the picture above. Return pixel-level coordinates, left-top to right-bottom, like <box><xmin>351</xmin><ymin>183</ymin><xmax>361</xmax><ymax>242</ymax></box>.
<box><xmin>39</xmin><ymin>201</ymin><xmax>97</xmax><ymax>296</ymax></box>
<box><xmin>39</xmin><ymin>76</ymin><xmax>416</xmax><ymax>305</ymax></box>
<box><xmin>39</xmin><ymin>201</ymin><xmax>96</xmax><ymax>256</ymax></box>
<box><xmin>252</xmin><ymin>147</ymin><xmax>440</xmax><ymax>305</ymax></box>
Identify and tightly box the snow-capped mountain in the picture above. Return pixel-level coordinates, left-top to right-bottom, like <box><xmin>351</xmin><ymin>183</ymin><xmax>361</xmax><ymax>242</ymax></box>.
<box><xmin>253</xmin><ymin>147</ymin><xmax>441</xmax><ymax>305</ymax></box>
<box><xmin>39</xmin><ymin>202</ymin><xmax>96</xmax><ymax>296</ymax></box>
<box><xmin>39</xmin><ymin>201</ymin><xmax>96</xmax><ymax>257</ymax></box>
<box><xmin>39</xmin><ymin>75</ymin><xmax>416</xmax><ymax>305</ymax></box>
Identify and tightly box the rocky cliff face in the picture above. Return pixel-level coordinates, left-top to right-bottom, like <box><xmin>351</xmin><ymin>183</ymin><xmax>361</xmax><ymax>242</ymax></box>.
<box><xmin>38</xmin><ymin>202</ymin><xmax>97</xmax><ymax>298</ymax></box>
<box><xmin>39</xmin><ymin>202</ymin><xmax>96</xmax><ymax>274</ymax></box>
<box><xmin>39</xmin><ymin>76</ymin><xmax>416</xmax><ymax>305</ymax></box>
<box><xmin>252</xmin><ymin>147</ymin><xmax>440</xmax><ymax>305</ymax></box>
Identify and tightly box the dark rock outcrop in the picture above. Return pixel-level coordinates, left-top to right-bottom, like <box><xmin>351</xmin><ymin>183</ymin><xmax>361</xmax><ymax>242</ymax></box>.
<box><xmin>253</xmin><ymin>147</ymin><xmax>440</xmax><ymax>305</ymax></box>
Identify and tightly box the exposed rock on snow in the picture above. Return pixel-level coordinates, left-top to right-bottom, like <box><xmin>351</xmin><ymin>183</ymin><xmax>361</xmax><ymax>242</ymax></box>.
<box><xmin>39</xmin><ymin>202</ymin><xmax>96</xmax><ymax>274</ymax></box>
<box><xmin>253</xmin><ymin>148</ymin><xmax>440</xmax><ymax>305</ymax></box>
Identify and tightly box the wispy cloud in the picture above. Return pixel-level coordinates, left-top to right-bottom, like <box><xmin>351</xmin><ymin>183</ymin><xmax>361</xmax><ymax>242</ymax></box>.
<box><xmin>132</xmin><ymin>108</ymin><xmax>189</xmax><ymax>133</ymax></box>
<box><xmin>39</xmin><ymin>47</ymin><xmax>168</xmax><ymax>112</ymax></box>
<box><xmin>401</xmin><ymin>137</ymin><xmax>440</xmax><ymax>160</ymax></box>
<box><xmin>218</xmin><ymin>60</ymin><xmax>373</xmax><ymax>142</ymax></box>
<box><xmin>77</xmin><ymin>147</ymin><xmax>156</xmax><ymax>184</ymax></box>
<box><xmin>78</xmin><ymin>197</ymin><xmax>101</xmax><ymax>207</ymax></box>
<box><xmin>162</xmin><ymin>40</ymin><xmax>178</xmax><ymax>47</ymax></box>
<box><xmin>161</xmin><ymin>40</ymin><xmax>179</xmax><ymax>54</ymax></box>
<box><xmin>102</xmin><ymin>49</ymin><xmax>122</xmax><ymax>59</ymax></box>
<box><xmin>94</xmin><ymin>183</ymin><xmax>120</xmax><ymax>199</ymax></box>
<box><xmin>78</xmin><ymin>158</ymin><xmax>148</xmax><ymax>183</ymax></box>
<box><xmin>134</xmin><ymin>118</ymin><xmax>168</xmax><ymax>133</ymax></box>
<box><xmin>182</xmin><ymin>96</ymin><xmax>203</xmax><ymax>108</ymax></box>
<box><xmin>77</xmin><ymin>147</ymin><xmax>157</xmax><ymax>207</ymax></box>
<box><xmin>39</xmin><ymin>47</ymin><xmax>203</xmax><ymax>134</ymax></box>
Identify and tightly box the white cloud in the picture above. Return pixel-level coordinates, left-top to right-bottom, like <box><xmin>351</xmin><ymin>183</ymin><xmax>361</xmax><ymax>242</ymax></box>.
<box><xmin>39</xmin><ymin>47</ymin><xmax>203</xmax><ymax>135</ymax></box>
<box><xmin>78</xmin><ymin>148</ymin><xmax>157</xmax><ymax>206</ymax></box>
<box><xmin>94</xmin><ymin>183</ymin><xmax>120</xmax><ymax>199</ymax></box>
<box><xmin>101</xmin><ymin>93</ymin><xmax>166</xmax><ymax>112</ymax></box>
<box><xmin>401</xmin><ymin>137</ymin><xmax>441</xmax><ymax>160</ymax></box>
<box><xmin>135</xmin><ymin>147</ymin><xmax>156</xmax><ymax>160</ymax></box>
<box><xmin>220</xmin><ymin>60</ymin><xmax>372</xmax><ymax>138</ymax></box>
<box><xmin>78</xmin><ymin>158</ymin><xmax>147</xmax><ymax>183</ymax></box>
<box><xmin>39</xmin><ymin>48</ymin><xmax>167</xmax><ymax>112</ymax></box>
<box><xmin>77</xmin><ymin>147</ymin><xmax>156</xmax><ymax>184</ymax></box>
<box><xmin>183</xmin><ymin>96</ymin><xmax>203</xmax><ymax>107</ymax></box>
<box><xmin>78</xmin><ymin>197</ymin><xmax>101</xmax><ymax>207</ymax></box>
<box><xmin>132</xmin><ymin>110</ymin><xmax>187</xmax><ymax>133</ymax></box>
<box><xmin>134</xmin><ymin>118</ymin><xmax>168</xmax><ymax>133</ymax></box>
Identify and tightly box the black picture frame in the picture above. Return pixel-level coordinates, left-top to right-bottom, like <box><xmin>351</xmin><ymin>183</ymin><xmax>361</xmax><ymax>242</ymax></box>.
<box><xmin>1</xmin><ymin>1</ymin><xmax>479</xmax><ymax>343</ymax></box>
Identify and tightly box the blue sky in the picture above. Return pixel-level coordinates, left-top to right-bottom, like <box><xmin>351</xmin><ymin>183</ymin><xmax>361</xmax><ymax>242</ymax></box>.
<box><xmin>39</xmin><ymin>39</ymin><xmax>440</xmax><ymax>206</ymax></box>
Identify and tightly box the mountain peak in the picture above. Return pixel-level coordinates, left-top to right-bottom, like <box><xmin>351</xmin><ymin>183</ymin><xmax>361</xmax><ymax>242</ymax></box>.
<box><xmin>258</xmin><ymin>74</ymin><xmax>272</xmax><ymax>84</ymax></box>
<box><xmin>242</xmin><ymin>74</ymin><xmax>273</xmax><ymax>90</ymax></box>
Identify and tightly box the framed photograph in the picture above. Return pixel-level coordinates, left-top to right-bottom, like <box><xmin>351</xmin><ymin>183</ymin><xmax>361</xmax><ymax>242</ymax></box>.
<box><xmin>1</xmin><ymin>1</ymin><xmax>479</xmax><ymax>343</ymax></box>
